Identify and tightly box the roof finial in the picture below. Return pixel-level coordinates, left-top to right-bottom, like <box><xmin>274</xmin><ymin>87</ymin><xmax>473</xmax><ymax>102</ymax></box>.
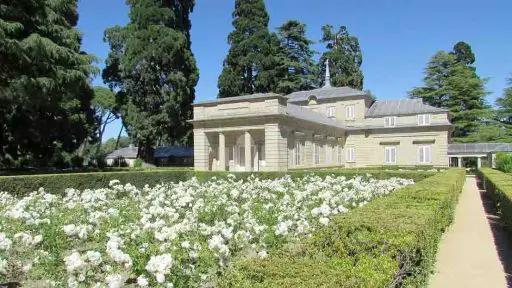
<box><xmin>324</xmin><ymin>59</ymin><xmax>331</xmax><ymax>88</ymax></box>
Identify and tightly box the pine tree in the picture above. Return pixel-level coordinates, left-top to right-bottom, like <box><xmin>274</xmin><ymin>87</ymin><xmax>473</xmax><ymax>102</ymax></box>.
<box><xmin>217</xmin><ymin>0</ymin><xmax>276</xmax><ymax>98</ymax></box>
<box><xmin>103</xmin><ymin>0</ymin><xmax>199</xmax><ymax>163</ymax></box>
<box><xmin>274</xmin><ymin>20</ymin><xmax>317</xmax><ymax>95</ymax></box>
<box><xmin>409</xmin><ymin>42</ymin><xmax>488</xmax><ymax>140</ymax></box>
<box><xmin>0</xmin><ymin>0</ymin><xmax>96</xmax><ymax>167</ymax></box>
<box><xmin>318</xmin><ymin>25</ymin><xmax>363</xmax><ymax>89</ymax></box>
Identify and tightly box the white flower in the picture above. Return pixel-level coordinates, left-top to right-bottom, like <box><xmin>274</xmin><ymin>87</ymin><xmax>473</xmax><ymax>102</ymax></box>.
<box><xmin>106</xmin><ymin>274</ymin><xmax>125</xmax><ymax>288</ymax></box>
<box><xmin>0</xmin><ymin>233</ymin><xmax>12</xmax><ymax>251</ymax></box>
<box><xmin>109</xmin><ymin>180</ymin><xmax>120</xmax><ymax>186</ymax></box>
<box><xmin>145</xmin><ymin>254</ymin><xmax>173</xmax><ymax>283</ymax></box>
<box><xmin>319</xmin><ymin>217</ymin><xmax>330</xmax><ymax>226</ymax></box>
<box><xmin>181</xmin><ymin>241</ymin><xmax>190</xmax><ymax>249</ymax></box>
<box><xmin>86</xmin><ymin>251</ymin><xmax>102</xmax><ymax>265</ymax></box>
<box><xmin>0</xmin><ymin>259</ymin><xmax>8</xmax><ymax>274</ymax></box>
<box><xmin>137</xmin><ymin>275</ymin><xmax>149</xmax><ymax>287</ymax></box>
<box><xmin>64</xmin><ymin>252</ymin><xmax>85</xmax><ymax>273</ymax></box>
<box><xmin>257</xmin><ymin>250</ymin><xmax>268</xmax><ymax>259</ymax></box>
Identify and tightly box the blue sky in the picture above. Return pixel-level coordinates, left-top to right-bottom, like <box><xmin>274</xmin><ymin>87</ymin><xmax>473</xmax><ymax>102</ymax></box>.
<box><xmin>77</xmin><ymin>0</ymin><xmax>512</xmax><ymax>140</ymax></box>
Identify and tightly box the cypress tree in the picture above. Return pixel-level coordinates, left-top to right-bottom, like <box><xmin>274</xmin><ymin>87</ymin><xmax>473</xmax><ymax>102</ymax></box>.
<box><xmin>318</xmin><ymin>25</ymin><xmax>364</xmax><ymax>90</ymax></box>
<box><xmin>0</xmin><ymin>0</ymin><xmax>96</xmax><ymax>167</ymax></box>
<box><xmin>217</xmin><ymin>0</ymin><xmax>276</xmax><ymax>98</ymax></box>
<box><xmin>103</xmin><ymin>0</ymin><xmax>199</xmax><ymax>163</ymax></box>
<box><xmin>274</xmin><ymin>20</ymin><xmax>317</xmax><ymax>95</ymax></box>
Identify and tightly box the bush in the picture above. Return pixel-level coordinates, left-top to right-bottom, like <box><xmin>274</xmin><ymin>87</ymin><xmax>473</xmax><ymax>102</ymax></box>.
<box><xmin>0</xmin><ymin>169</ymin><xmax>435</xmax><ymax>197</ymax></box>
<box><xmin>70</xmin><ymin>155</ymin><xmax>84</xmax><ymax>168</ymax></box>
<box><xmin>133</xmin><ymin>158</ymin><xmax>143</xmax><ymax>168</ymax></box>
<box><xmin>496</xmin><ymin>152</ymin><xmax>512</xmax><ymax>173</ymax></box>
<box><xmin>216</xmin><ymin>169</ymin><xmax>466</xmax><ymax>288</ymax></box>
<box><xmin>478</xmin><ymin>168</ymin><xmax>512</xmax><ymax>230</ymax></box>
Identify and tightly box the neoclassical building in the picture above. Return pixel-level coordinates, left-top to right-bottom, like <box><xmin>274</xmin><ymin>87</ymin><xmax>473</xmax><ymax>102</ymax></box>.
<box><xmin>191</xmin><ymin>66</ymin><xmax>451</xmax><ymax>171</ymax></box>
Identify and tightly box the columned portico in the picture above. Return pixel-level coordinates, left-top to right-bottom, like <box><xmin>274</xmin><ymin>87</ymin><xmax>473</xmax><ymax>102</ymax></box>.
<box><xmin>244</xmin><ymin>131</ymin><xmax>252</xmax><ymax>172</ymax></box>
<box><xmin>218</xmin><ymin>132</ymin><xmax>226</xmax><ymax>171</ymax></box>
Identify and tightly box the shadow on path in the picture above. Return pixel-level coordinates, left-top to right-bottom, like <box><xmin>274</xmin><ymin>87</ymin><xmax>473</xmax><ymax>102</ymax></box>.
<box><xmin>478</xmin><ymin>183</ymin><xmax>512</xmax><ymax>287</ymax></box>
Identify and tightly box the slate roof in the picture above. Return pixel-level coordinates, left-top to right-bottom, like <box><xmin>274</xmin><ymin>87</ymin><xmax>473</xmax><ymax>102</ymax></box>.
<box><xmin>154</xmin><ymin>146</ymin><xmax>193</xmax><ymax>158</ymax></box>
<box><xmin>448</xmin><ymin>143</ymin><xmax>512</xmax><ymax>154</ymax></box>
<box><xmin>193</xmin><ymin>93</ymin><xmax>281</xmax><ymax>106</ymax></box>
<box><xmin>286</xmin><ymin>104</ymin><xmax>344</xmax><ymax>129</ymax></box>
<box><xmin>105</xmin><ymin>145</ymin><xmax>138</xmax><ymax>159</ymax></box>
<box><xmin>365</xmin><ymin>99</ymin><xmax>446</xmax><ymax>117</ymax></box>
<box><xmin>286</xmin><ymin>86</ymin><xmax>367</xmax><ymax>103</ymax></box>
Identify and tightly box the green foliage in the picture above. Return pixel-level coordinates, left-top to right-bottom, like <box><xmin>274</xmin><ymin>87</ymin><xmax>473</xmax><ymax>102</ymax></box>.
<box><xmin>409</xmin><ymin>42</ymin><xmax>489</xmax><ymax>140</ymax></box>
<box><xmin>0</xmin><ymin>169</ymin><xmax>433</xmax><ymax>198</ymax></box>
<box><xmin>495</xmin><ymin>152</ymin><xmax>512</xmax><ymax>173</ymax></box>
<box><xmin>102</xmin><ymin>136</ymin><xmax>132</xmax><ymax>155</ymax></box>
<box><xmin>103</xmin><ymin>0</ymin><xmax>199</xmax><ymax>162</ymax></box>
<box><xmin>0</xmin><ymin>0</ymin><xmax>97</xmax><ymax>167</ymax></box>
<box><xmin>217</xmin><ymin>0</ymin><xmax>277</xmax><ymax>98</ymax></box>
<box><xmin>216</xmin><ymin>169</ymin><xmax>466</xmax><ymax>287</ymax></box>
<box><xmin>273</xmin><ymin>20</ymin><xmax>317</xmax><ymax>95</ymax></box>
<box><xmin>92</xmin><ymin>87</ymin><xmax>118</xmax><ymax>155</ymax></box>
<box><xmin>133</xmin><ymin>158</ymin><xmax>143</xmax><ymax>168</ymax></box>
<box><xmin>478</xmin><ymin>168</ymin><xmax>512</xmax><ymax>230</ymax></box>
<box><xmin>318</xmin><ymin>25</ymin><xmax>363</xmax><ymax>89</ymax></box>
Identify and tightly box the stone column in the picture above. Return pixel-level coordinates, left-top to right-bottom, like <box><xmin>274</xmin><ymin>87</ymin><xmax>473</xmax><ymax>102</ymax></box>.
<box><xmin>458</xmin><ymin>157</ymin><xmax>462</xmax><ymax>168</ymax></box>
<box><xmin>218</xmin><ymin>132</ymin><xmax>226</xmax><ymax>171</ymax></box>
<box><xmin>245</xmin><ymin>131</ymin><xmax>252</xmax><ymax>172</ymax></box>
<box><xmin>477</xmin><ymin>157</ymin><xmax>482</xmax><ymax>169</ymax></box>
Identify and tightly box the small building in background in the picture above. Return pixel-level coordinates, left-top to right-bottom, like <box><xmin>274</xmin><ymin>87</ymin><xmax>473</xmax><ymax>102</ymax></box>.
<box><xmin>105</xmin><ymin>145</ymin><xmax>193</xmax><ymax>167</ymax></box>
<box><xmin>154</xmin><ymin>146</ymin><xmax>194</xmax><ymax>167</ymax></box>
<box><xmin>105</xmin><ymin>144</ymin><xmax>138</xmax><ymax>167</ymax></box>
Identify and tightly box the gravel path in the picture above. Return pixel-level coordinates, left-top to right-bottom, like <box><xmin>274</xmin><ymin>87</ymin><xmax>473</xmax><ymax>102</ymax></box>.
<box><xmin>430</xmin><ymin>176</ymin><xmax>510</xmax><ymax>288</ymax></box>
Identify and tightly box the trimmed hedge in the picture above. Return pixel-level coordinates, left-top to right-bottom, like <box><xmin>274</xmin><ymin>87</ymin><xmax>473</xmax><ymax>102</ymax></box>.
<box><xmin>0</xmin><ymin>169</ymin><xmax>435</xmax><ymax>197</ymax></box>
<box><xmin>216</xmin><ymin>169</ymin><xmax>466</xmax><ymax>288</ymax></box>
<box><xmin>477</xmin><ymin>168</ymin><xmax>512</xmax><ymax>229</ymax></box>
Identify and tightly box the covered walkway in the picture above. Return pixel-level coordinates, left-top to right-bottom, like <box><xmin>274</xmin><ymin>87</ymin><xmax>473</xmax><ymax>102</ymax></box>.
<box><xmin>448</xmin><ymin>143</ymin><xmax>512</xmax><ymax>168</ymax></box>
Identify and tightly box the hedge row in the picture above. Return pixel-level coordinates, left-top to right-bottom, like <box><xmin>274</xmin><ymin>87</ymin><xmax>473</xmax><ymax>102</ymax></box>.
<box><xmin>477</xmin><ymin>168</ymin><xmax>512</xmax><ymax>229</ymax></box>
<box><xmin>0</xmin><ymin>169</ymin><xmax>436</xmax><ymax>197</ymax></box>
<box><xmin>216</xmin><ymin>169</ymin><xmax>466</xmax><ymax>288</ymax></box>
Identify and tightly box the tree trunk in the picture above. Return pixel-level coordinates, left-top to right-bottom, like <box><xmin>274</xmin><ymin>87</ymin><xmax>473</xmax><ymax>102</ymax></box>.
<box><xmin>115</xmin><ymin>124</ymin><xmax>124</xmax><ymax>150</ymax></box>
<box><xmin>137</xmin><ymin>139</ymin><xmax>154</xmax><ymax>164</ymax></box>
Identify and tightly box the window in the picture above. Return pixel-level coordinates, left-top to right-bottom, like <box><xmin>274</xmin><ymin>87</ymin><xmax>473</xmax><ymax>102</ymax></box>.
<box><xmin>294</xmin><ymin>140</ymin><xmax>303</xmax><ymax>166</ymax></box>
<box><xmin>418</xmin><ymin>145</ymin><xmax>432</xmax><ymax>164</ymax></box>
<box><xmin>384</xmin><ymin>116</ymin><xmax>396</xmax><ymax>127</ymax></box>
<box><xmin>384</xmin><ymin>146</ymin><xmax>396</xmax><ymax>164</ymax></box>
<box><xmin>417</xmin><ymin>114</ymin><xmax>431</xmax><ymax>126</ymax></box>
<box><xmin>337</xmin><ymin>145</ymin><xmax>343</xmax><ymax>164</ymax></box>
<box><xmin>326</xmin><ymin>144</ymin><xmax>333</xmax><ymax>164</ymax></box>
<box><xmin>311</xmin><ymin>107</ymin><xmax>319</xmax><ymax>113</ymax></box>
<box><xmin>345</xmin><ymin>105</ymin><xmax>355</xmax><ymax>120</ymax></box>
<box><xmin>346</xmin><ymin>147</ymin><xmax>355</xmax><ymax>162</ymax></box>
<box><xmin>313</xmin><ymin>143</ymin><xmax>320</xmax><ymax>165</ymax></box>
<box><xmin>327</xmin><ymin>106</ymin><xmax>336</xmax><ymax>118</ymax></box>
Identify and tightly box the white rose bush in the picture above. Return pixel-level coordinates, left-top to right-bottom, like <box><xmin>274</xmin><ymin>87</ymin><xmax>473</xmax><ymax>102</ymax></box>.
<box><xmin>0</xmin><ymin>174</ymin><xmax>413</xmax><ymax>287</ymax></box>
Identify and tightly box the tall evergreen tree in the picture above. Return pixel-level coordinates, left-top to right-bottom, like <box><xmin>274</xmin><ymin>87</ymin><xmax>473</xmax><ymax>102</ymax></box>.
<box><xmin>409</xmin><ymin>42</ymin><xmax>488</xmax><ymax>140</ymax></box>
<box><xmin>318</xmin><ymin>25</ymin><xmax>363</xmax><ymax>89</ymax></box>
<box><xmin>450</xmin><ymin>41</ymin><xmax>475</xmax><ymax>66</ymax></box>
<box><xmin>494</xmin><ymin>77</ymin><xmax>512</xmax><ymax>134</ymax></box>
<box><xmin>0</xmin><ymin>0</ymin><xmax>96</xmax><ymax>167</ymax></box>
<box><xmin>217</xmin><ymin>0</ymin><xmax>276</xmax><ymax>98</ymax></box>
<box><xmin>103</xmin><ymin>0</ymin><xmax>199</xmax><ymax>163</ymax></box>
<box><xmin>274</xmin><ymin>20</ymin><xmax>316</xmax><ymax>95</ymax></box>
